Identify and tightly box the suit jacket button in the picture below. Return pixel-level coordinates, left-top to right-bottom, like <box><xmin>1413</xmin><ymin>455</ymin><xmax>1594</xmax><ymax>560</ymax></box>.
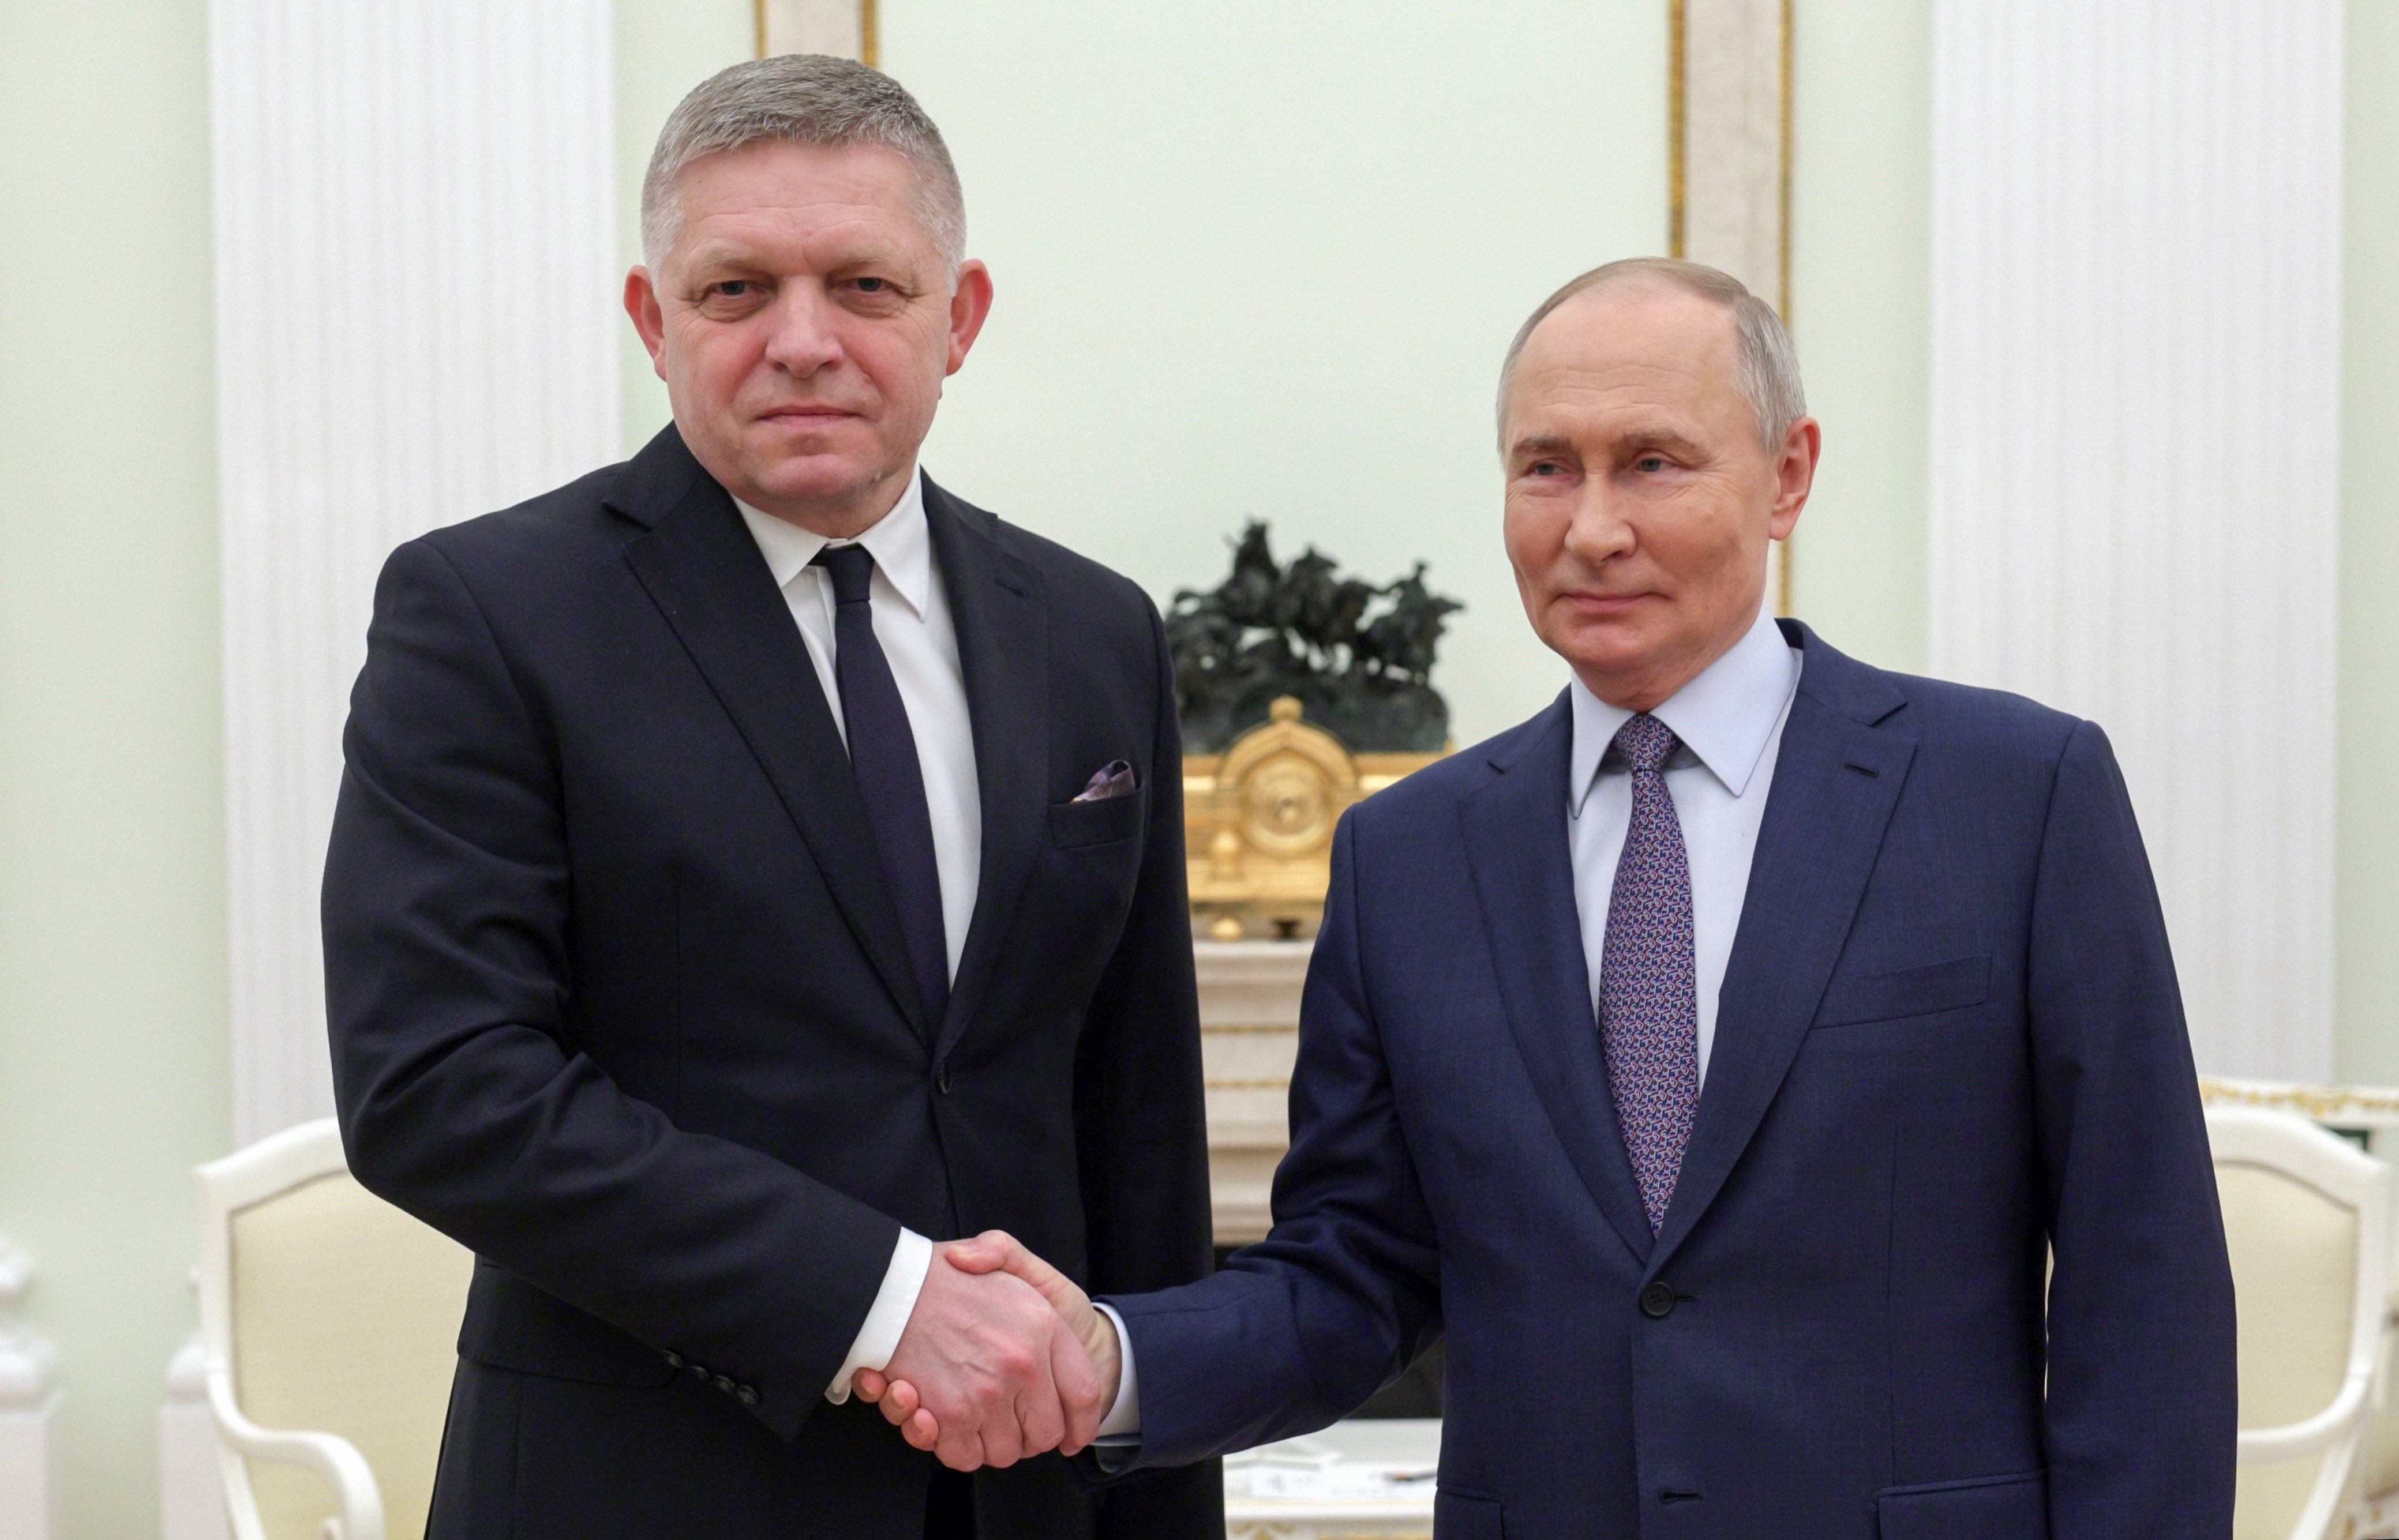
<box><xmin>688</xmin><ymin>1362</ymin><xmax>710</xmax><ymax>1379</ymax></box>
<box><xmin>736</xmin><ymin>1385</ymin><xmax>760</xmax><ymax>1406</ymax></box>
<box><xmin>714</xmin><ymin>1374</ymin><xmax>736</xmax><ymax>1395</ymax></box>
<box><xmin>1639</xmin><ymin>1282</ymin><xmax>1677</xmax><ymax>1319</ymax></box>
<box><xmin>935</xmin><ymin>1062</ymin><xmax>953</xmax><ymax>1094</ymax></box>
<box><xmin>662</xmin><ymin>1351</ymin><xmax>684</xmax><ymax>1370</ymax></box>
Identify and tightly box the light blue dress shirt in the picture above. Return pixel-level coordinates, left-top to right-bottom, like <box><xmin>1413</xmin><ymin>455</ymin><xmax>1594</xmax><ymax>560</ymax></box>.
<box><xmin>1568</xmin><ymin>606</ymin><xmax>1801</xmax><ymax>1084</ymax></box>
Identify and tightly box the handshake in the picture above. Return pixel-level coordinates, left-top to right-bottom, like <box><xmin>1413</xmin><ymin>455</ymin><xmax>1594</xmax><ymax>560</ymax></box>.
<box><xmin>851</xmin><ymin>1231</ymin><xmax>1123</xmax><ymax>1470</ymax></box>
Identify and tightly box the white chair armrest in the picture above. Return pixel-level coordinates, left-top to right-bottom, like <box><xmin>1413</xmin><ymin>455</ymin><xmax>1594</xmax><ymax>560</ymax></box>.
<box><xmin>2240</xmin><ymin>1362</ymin><xmax>2378</xmax><ymax>1462</ymax></box>
<box><xmin>205</xmin><ymin>1368</ymin><xmax>385</xmax><ymax>1540</ymax></box>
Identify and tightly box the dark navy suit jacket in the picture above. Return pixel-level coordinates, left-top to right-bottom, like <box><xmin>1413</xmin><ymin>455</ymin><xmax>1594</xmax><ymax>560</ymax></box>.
<box><xmin>1103</xmin><ymin>623</ymin><xmax>2236</xmax><ymax>1540</ymax></box>
<box><xmin>324</xmin><ymin>427</ymin><xmax>1220</xmax><ymax>1538</ymax></box>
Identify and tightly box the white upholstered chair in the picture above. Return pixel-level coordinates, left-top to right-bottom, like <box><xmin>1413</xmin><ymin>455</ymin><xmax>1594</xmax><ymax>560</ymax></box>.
<box><xmin>2210</xmin><ymin>1105</ymin><xmax>2391</xmax><ymax>1540</ymax></box>
<box><xmin>194</xmin><ymin>1118</ymin><xmax>474</xmax><ymax>1540</ymax></box>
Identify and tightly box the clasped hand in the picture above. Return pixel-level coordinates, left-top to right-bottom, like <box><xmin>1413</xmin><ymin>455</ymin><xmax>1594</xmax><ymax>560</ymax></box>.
<box><xmin>852</xmin><ymin>1231</ymin><xmax>1118</xmax><ymax>1471</ymax></box>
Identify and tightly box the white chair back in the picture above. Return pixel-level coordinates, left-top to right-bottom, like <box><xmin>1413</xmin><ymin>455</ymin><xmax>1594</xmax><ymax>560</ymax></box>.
<box><xmin>195</xmin><ymin>1118</ymin><xmax>474</xmax><ymax>1540</ymax></box>
<box><xmin>2210</xmin><ymin>1105</ymin><xmax>2391</xmax><ymax>1540</ymax></box>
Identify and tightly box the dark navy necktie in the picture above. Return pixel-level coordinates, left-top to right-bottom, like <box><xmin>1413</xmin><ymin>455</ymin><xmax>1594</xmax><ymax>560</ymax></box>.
<box><xmin>1599</xmin><ymin>712</ymin><xmax>1700</xmax><ymax>1233</ymax></box>
<box><xmin>812</xmin><ymin>544</ymin><xmax>949</xmax><ymax>1028</ymax></box>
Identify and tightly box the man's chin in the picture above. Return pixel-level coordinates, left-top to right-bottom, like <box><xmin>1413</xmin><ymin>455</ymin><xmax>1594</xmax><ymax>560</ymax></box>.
<box><xmin>740</xmin><ymin>454</ymin><xmax>893</xmax><ymax>508</ymax></box>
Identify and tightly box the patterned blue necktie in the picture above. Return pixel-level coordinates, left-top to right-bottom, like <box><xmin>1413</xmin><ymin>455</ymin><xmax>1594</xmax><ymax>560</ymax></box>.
<box><xmin>812</xmin><ymin>544</ymin><xmax>949</xmax><ymax>1030</ymax></box>
<box><xmin>1599</xmin><ymin>712</ymin><xmax>1700</xmax><ymax>1233</ymax></box>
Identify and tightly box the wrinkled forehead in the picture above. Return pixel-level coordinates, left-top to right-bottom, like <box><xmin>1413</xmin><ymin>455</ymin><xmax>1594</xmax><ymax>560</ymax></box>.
<box><xmin>664</xmin><ymin>139</ymin><xmax>936</xmax><ymax>267</ymax></box>
<box><xmin>1506</xmin><ymin>283</ymin><xmax>1746</xmax><ymax>433</ymax></box>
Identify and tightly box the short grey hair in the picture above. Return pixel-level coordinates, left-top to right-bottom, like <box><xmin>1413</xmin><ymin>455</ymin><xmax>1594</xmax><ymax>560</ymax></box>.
<box><xmin>1495</xmin><ymin>257</ymin><xmax>1806</xmax><ymax>450</ymax></box>
<box><xmin>640</xmin><ymin>55</ymin><xmax>965</xmax><ymax>273</ymax></box>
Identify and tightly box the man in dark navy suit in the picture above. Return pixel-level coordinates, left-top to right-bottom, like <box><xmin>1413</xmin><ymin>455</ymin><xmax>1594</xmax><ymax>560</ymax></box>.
<box><xmin>322</xmin><ymin>56</ymin><xmax>1219</xmax><ymax>1539</ymax></box>
<box><xmin>870</xmin><ymin>258</ymin><xmax>2237</xmax><ymax>1538</ymax></box>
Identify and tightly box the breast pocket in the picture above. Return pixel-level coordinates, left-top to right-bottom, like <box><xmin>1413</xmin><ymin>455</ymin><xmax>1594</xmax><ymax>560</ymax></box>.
<box><xmin>1048</xmin><ymin>790</ymin><xmax>1145</xmax><ymax>850</ymax></box>
<box><xmin>1433</xmin><ymin>1487</ymin><xmax>1506</xmax><ymax>1539</ymax></box>
<box><xmin>1812</xmin><ymin>954</ymin><xmax>1991</xmax><ymax>1029</ymax></box>
<box><xmin>1876</xmin><ymin>1468</ymin><xmax>2045</xmax><ymax>1539</ymax></box>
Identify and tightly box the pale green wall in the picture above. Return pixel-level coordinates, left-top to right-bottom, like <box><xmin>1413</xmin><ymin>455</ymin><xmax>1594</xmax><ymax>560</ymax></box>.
<box><xmin>616</xmin><ymin>0</ymin><xmax>756</xmax><ymax>454</ymax></box>
<box><xmin>880</xmin><ymin>1</ymin><xmax>1668</xmax><ymax>744</ymax></box>
<box><xmin>1786</xmin><ymin>0</ymin><xmax>1931</xmax><ymax>673</ymax></box>
<box><xmin>2338</xmin><ymin>0</ymin><xmax>2399</xmax><ymax>1083</ymax></box>
<box><xmin>0</xmin><ymin>6</ymin><xmax>231</xmax><ymax>1539</ymax></box>
<box><xmin>620</xmin><ymin>3</ymin><xmax>1927</xmax><ymax>738</ymax></box>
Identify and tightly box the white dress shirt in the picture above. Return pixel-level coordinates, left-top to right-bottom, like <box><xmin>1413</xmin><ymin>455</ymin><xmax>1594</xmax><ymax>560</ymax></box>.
<box><xmin>1094</xmin><ymin>608</ymin><xmax>1801</xmax><ymax>1441</ymax></box>
<box><xmin>734</xmin><ymin>469</ymin><xmax>972</xmax><ymax>1403</ymax></box>
<box><xmin>1569</xmin><ymin>606</ymin><xmax>1801</xmax><ymax>1083</ymax></box>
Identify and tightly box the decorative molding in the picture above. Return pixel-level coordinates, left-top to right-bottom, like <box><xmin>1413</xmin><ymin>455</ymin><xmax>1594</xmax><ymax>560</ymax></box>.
<box><xmin>1197</xmin><ymin>941</ymin><xmax>1311</xmax><ymax>1245</ymax></box>
<box><xmin>0</xmin><ymin>1234</ymin><xmax>59</xmax><ymax>1540</ymax></box>
<box><xmin>758</xmin><ymin>0</ymin><xmax>876</xmax><ymax>66</ymax></box>
<box><xmin>160</xmin><ymin>1335</ymin><xmax>230</xmax><ymax>1540</ymax></box>
<box><xmin>2201</xmin><ymin>1077</ymin><xmax>2399</xmax><ymax>1130</ymax></box>
<box><xmin>1671</xmin><ymin>0</ymin><xmax>1794</xmax><ymax>613</ymax></box>
<box><xmin>1928</xmin><ymin>0</ymin><xmax>2345</xmax><ymax>1080</ymax></box>
<box><xmin>208</xmin><ymin>0</ymin><xmax>622</xmax><ymax>1141</ymax></box>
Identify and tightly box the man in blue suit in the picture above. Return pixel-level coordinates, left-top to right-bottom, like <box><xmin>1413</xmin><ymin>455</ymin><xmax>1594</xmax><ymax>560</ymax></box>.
<box><xmin>864</xmin><ymin>257</ymin><xmax>2239</xmax><ymax>1537</ymax></box>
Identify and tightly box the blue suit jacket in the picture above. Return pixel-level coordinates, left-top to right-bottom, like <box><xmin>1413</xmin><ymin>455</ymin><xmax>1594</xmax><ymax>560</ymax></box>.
<box><xmin>1105</xmin><ymin>623</ymin><xmax>2235</xmax><ymax>1539</ymax></box>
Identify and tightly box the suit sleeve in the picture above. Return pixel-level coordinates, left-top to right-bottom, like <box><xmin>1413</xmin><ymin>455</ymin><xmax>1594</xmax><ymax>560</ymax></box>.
<box><xmin>323</xmin><ymin>537</ymin><xmax>895</xmax><ymax>1443</ymax></box>
<box><xmin>2030</xmin><ymin>720</ymin><xmax>2237</xmax><ymax>1538</ymax></box>
<box><xmin>1069</xmin><ymin>600</ymin><xmax>1224</xmax><ymax>1534</ymax></box>
<box><xmin>1095</xmin><ymin>806</ymin><xmax>1444</xmax><ymax>1470</ymax></box>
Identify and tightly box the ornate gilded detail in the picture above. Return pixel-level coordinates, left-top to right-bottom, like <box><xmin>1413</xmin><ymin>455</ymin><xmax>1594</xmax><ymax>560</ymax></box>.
<box><xmin>1186</xmin><ymin>697</ymin><xmax>1442</xmax><ymax>940</ymax></box>
<box><xmin>2199</xmin><ymin>1076</ymin><xmax>2399</xmax><ymax>1126</ymax></box>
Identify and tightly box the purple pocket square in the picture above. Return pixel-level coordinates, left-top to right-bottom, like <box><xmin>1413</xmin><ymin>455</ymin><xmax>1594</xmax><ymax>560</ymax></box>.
<box><xmin>1073</xmin><ymin>760</ymin><xmax>1138</xmax><ymax>802</ymax></box>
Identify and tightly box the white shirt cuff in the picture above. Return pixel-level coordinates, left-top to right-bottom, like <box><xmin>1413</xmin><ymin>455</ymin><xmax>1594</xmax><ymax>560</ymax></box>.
<box><xmin>1093</xmin><ymin>1300</ymin><xmax>1141</xmax><ymax>1437</ymax></box>
<box><xmin>823</xmin><ymin>1228</ymin><xmax>935</xmax><ymax>1403</ymax></box>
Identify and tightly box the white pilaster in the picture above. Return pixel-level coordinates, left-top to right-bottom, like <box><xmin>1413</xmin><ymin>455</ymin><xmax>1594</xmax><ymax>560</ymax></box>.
<box><xmin>1928</xmin><ymin>0</ymin><xmax>2345</xmax><ymax>1077</ymax></box>
<box><xmin>1677</xmin><ymin>0</ymin><xmax>1789</xmax><ymax>310</ymax></box>
<box><xmin>759</xmin><ymin>0</ymin><xmax>874</xmax><ymax>63</ymax></box>
<box><xmin>1675</xmin><ymin>0</ymin><xmax>1792</xmax><ymax>609</ymax></box>
<box><xmin>0</xmin><ymin>1236</ymin><xmax>59</xmax><ymax>1540</ymax></box>
<box><xmin>209</xmin><ymin>1</ymin><xmax>623</xmax><ymax>1141</ymax></box>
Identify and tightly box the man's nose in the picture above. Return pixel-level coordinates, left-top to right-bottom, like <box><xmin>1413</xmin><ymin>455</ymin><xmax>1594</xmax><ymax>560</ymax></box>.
<box><xmin>760</xmin><ymin>286</ymin><xmax>844</xmax><ymax>377</ymax></box>
<box><xmin>1561</xmin><ymin>486</ymin><xmax>1636</xmax><ymax>564</ymax></box>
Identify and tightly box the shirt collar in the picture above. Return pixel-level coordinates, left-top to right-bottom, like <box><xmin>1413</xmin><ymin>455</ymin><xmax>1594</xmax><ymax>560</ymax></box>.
<box><xmin>734</xmin><ymin>467</ymin><xmax>932</xmax><ymax>620</ymax></box>
<box><xmin>1568</xmin><ymin>606</ymin><xmax>1800</xmax><ymax>815</ymax></box>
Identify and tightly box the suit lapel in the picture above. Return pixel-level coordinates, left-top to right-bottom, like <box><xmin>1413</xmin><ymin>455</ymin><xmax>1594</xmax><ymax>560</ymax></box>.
<box><xmin>1461</xmin><ymin>699</ymin><xmax>1656</xmax><ymax>1266</ymax></box>
<box><xmin>610</xmin><ymin>430</ymin><xmax>931</xmax><ymax>1043</ymax></box>
<box><xmin>923</xmin><ymin>478</ymin><xmax>1048</xmax><ymax>1066</ymax></box>
<box><xmin>1645</xmin><ymin>630</ymin><xmax>1913</xmax><ymax>1274</ymax></box>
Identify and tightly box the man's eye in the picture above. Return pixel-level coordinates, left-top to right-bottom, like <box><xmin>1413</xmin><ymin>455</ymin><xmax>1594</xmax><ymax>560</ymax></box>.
<box><xmin>853</xmin><ymin>276</ymin><xmax>889</xmax><ymax>294</ymax></box>
<box><xmin>714</xmin><ymin>280</ymin><xmax>752</xmax><ymax>298</ymax></box>
<box><xmin>1635</xmin><ymin>455</ymin><xmax>1669</xmax><ymax>472</ymax></box>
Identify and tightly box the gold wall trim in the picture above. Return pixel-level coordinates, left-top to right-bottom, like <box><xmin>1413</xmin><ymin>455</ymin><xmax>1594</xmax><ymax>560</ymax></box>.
<box><xmin>1667</xmin><ymin>0</ymin><xmax>1688</xmax><ymax>260</ymax></box>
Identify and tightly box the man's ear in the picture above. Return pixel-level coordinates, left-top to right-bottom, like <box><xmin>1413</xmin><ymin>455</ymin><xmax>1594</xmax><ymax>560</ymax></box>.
<box><xmin>624</xmin><ymin>267</ymin><xmax>668</xmax><ymax>380</ymax></box>
<box><xmin>946</xmin><ymin>260</ymin><xmax>995</xmax><ymax>376</ymax></box>
<box><xmin>1770</xmin><ymin>416</ymin><xmax>1821</xmax><ymax>541</ymax></box>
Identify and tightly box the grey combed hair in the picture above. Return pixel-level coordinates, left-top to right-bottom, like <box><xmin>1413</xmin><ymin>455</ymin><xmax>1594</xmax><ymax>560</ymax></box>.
<box><xmin>1494</xmin><ymin>257</ymin><xmax>1805</xmax><ymax>451</ymax></box>
<box><xmin>640</xmin><ymin>55</ymin><xmax>966</xmax><ymax>273</ymax></box>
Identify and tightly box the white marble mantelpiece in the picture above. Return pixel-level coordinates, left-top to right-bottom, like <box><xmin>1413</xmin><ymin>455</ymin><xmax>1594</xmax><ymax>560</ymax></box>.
<box><xmin>0</xmin><ymin>1234</ymin><xmax>59</xmax><ymax>1540</ymax></box>
<box><xmin>1197</xmin><ymin>940</ymin><xmax>1313</xmax><ymax>1244</ymax></box>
